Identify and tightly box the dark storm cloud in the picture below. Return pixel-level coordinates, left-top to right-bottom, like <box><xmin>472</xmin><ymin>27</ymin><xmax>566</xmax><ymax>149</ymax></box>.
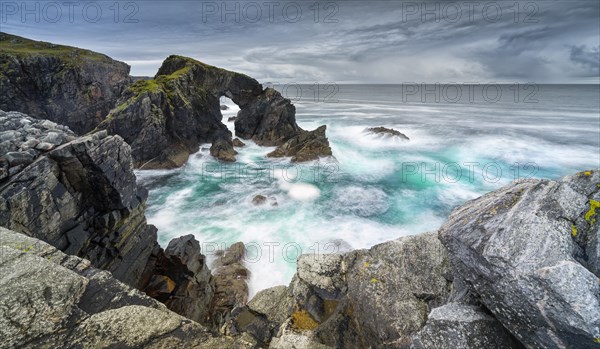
<box><xmin>570</xmin><ymin>45</ymin><xmax>600</xmax><ymax>77</ymax></box>
<box><xmin>1</xmin><ymin>0</ymin><xmax>598</xmax><ymax>82</ymax></box>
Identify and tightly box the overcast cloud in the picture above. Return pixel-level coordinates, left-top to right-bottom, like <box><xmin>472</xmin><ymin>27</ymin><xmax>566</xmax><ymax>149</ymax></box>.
<box><xmin>1</xmin><ymin>0</ymin><xmax>599</xmax><ymax>83</ymax></box>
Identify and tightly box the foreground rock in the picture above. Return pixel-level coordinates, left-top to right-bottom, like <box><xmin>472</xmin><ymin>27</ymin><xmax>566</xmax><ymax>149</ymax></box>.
<box><xmin>365</xmin><ymin>126</ymin><xmax>409</xmax><ymax>140</ymax></box>
<box><xmin>265</xmin><ymin>233</ymin><xmax>453</xmax><ymax>348</ymax></box>
<box><xmin>0</xmin><ymin>111</ymin><xmax>219</xmax><ymax>324</ymax></box>
<box><xmin>439</xmin><ymin>170</ymin><xmax>600</xmax><ymax>348</ymax></box>
<box><xmin>0</xmin><ymin>33</ymin><xmax>131</xmax><ymax>134</ymax></box>
<box><xmin>0</xmin><ymin>227</ymin><xmax>256</xmax><ymax>348</ymax></box>
<box><xmin>411</xmin><ymin>303</ymin><xmax>523</xmax><ymax>349</ymax></box>
<box><xmin>0</xmin><ymin>111</ymin><xmax>156</xmax><ymax>287</ymax></box>
<box><xmin>267</xmin><ymin>126</ymin><xmax>333</xmax><ymax>162</ymax></box>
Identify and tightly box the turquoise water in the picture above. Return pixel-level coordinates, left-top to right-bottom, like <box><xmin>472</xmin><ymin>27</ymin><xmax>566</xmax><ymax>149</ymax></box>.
<box><xmin>136</xmin><ymin>84</ymin><xmax>600</xmax><ymax>296</ymax></box>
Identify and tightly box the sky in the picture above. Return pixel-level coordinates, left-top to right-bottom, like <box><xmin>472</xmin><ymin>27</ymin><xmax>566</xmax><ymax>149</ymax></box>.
<box><xmin>1</xmin><ymin>0</ymin><xmax>599</xmax><ymax>83</ymax></box>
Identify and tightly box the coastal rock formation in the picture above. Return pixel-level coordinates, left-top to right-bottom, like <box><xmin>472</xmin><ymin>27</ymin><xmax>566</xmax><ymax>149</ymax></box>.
<box><xmin>95</xmin><ymin>56</ymin><xmax>229</xmax><ymax>168</ymax></box>
<box><xmin>0</xmin><ymin>111</ymin><xmax>156</xmax><ymax>287</ymax></box>
<box><xmin>210</xmin><ymin>130</ymin><xmax>238</xmax><ymax>162</ymax></box>
<box><xmin>96</xmin><ymin>54</ymin><xmax>331</xmax><ymax>166</ymax></box>
<box><xmin>267</xmin><ymin>125</ymin><xmax>333</xmax><ymax>162</ymax></box>
<box><xmin>235</xmin><ymin>88</ymin><xmax>300</xmax><ymax>146</ymax></box>
<box><xmin>365</xmin><ymin>127</ymin><xmax>410</xmax><ymax>140</ymax></box>
<box><xmin>439</xmin><ymin>170</ymin><xmax>600</xmax><ymax>348</ymax></box>
<box><xmin>0</xmin><ymin>33</ymin><xmax>131</xmax><ymax>134</ymax></box>
<box><xmin>141</xmin><ymin>235</ymin><xmax>215</xmax><ymax>324</ymax></box>
<box><xmin>1</xmin><ymin>34</ymin><xmax>333</xmax><ymax>166</ymax></box>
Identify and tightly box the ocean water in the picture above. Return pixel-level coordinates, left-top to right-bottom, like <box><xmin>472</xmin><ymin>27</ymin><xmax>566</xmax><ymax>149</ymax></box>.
<box><xmin>136</xmin><ymin>84</ymin><xmax>600</xmax><ymax>297</ymax></box>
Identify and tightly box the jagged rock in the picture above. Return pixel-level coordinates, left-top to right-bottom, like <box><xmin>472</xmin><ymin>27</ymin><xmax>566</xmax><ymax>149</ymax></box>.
<box><xmin>0</xmin><ymin>111</ymin><xmax>156</xmax><ymax>288</ymax></box>
<box><xmin>0</xmin><ymin>33</ymin><xmax>131</xmax><ymax>134</ymax></box>
<box><xmin>0</xmin><ymin>227</ymin><xmax>218</xmax><ymax>348</ymax></box>
<box><xmin>211</xmin><ymin>242</ymin><xmax>250</xmax><ymax>329</ymax></box>
<box><xmin>226</xmin><ymin>286</ymin><xmax>294</xmax><ymax>345</ymax></box>
<box><xmin>267</xmin><ymin>126</ymin><xmax>333</xmax><ymax>162</ymax></box>
<box><xmin>210</xmin><ymin>130</ymin><xmax>237</xmax><ymax>162</ymax></box>
<box><xmin>229</xmin><ymin>116</ymin><xmax>237</xmax><ymax>122</ymax></box>
<box><xmin>5</xmin><ymin>151</ymin><xmax>33</xmax><ymax>166</ymax></box>
<box><xmin>411</xmin><ymin>303</ymin><xmax>523</xmax><ymax>349</ymax></box>
<box><xmin>235</xmin><ymin>88</ymin><xmax>300</xmax><ymax>146</ymax></box>
<box><xmin>221</xmin><ymin>105</ymin><xmax>230</xmax><ymax>110</ymax></box>
<box><xmin>439</xmin><ymin>170</ymin><xmax>600</xmax><ymax>348</ymax></box>
<box><xmin>233</xmin><ymin>138</ymin><xmax>246</xmax><ymax>147</ymax></box>
<box><xmin>141</xmin><ymin>235</ymin><xmax>215</xmax><ymax>324</ymax></box>
<box><xmin>365</xmin><ymin>126</ymin><xmax>409</xmax><ymax>140</ymax></box>
<box><xmin>273</xmin><ymin>232</ymin><xmax>452</xmax><ymax>348</ymax></box>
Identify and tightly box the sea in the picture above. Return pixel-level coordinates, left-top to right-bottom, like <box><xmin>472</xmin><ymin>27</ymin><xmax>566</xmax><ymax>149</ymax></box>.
<box><xmin>136</xmin><ymin>84</ymin><xmax>600</xmax><ymax>297</ymax></box>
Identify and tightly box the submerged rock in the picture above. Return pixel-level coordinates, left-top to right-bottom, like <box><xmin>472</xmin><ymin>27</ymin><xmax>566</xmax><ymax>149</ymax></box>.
<box><xmin>221</xmin><ymin>105</ymin><xmax>229</xmax><ymax>110</ymax></box>
<box><xmin>0</xmin><ymin>33</ymin><xmax>131</xmax><ymax>134</ymax></box>
<box><xmin>252</xmin><ymin>194</ymin><xmax>277</xmax><ymax>206</ymax></box>
<box><xmin>228</xmin><ymin>116</ymin><xmax>237</xmax><ymax>122</ymax></box>
<box><xmin>267</xmin><ymin>125</ymin><xmax>333</xmax><ymax>162</ymax></box>
<box><xmin>439</xmin><ymin>170</ymin><xmax>600</xmax><ymax>348</ymax></box>
<box><xmin>365</xmin><ymin>126</ymin><xmax>409</xmax><ymax>140</ymax></box>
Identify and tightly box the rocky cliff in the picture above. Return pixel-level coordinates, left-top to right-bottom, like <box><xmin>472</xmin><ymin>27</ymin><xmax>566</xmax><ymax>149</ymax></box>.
<box><xmin>0</xmin><ymin>110</ymin><xmax>217</xmax><ymax>325</ymax></box>
<box><xmin>0</xmin><ymin>110</ymin><xmax>155</xmax><ymax>287</ymax></box>
<box><xmin>0</xmin><ymin>33</ymin><xmax>131</xmax><ymax>134</ymax></box>
<box><xmin>96</xmin><ymin>55</ymin><xmax>332</xmax><ymax>167</ymax></box>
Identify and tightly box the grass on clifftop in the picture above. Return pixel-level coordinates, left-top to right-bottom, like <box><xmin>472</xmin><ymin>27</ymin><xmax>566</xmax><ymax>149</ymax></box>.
<box><xmin>0</xmin><ymin>32</ymin><xmax>115</xmax><ymax>64</ymax></box>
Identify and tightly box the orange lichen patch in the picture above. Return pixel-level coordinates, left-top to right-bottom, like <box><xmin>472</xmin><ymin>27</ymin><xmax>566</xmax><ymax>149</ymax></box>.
<box><xmin>583</xmin><ymin>171</ymin><xmax>592</xmax><ymax>176</ymax></box>
<box><xmin>292</xmin><ymin>306</ymin><xmax>319</xmax><ymax>330</ymax></box>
